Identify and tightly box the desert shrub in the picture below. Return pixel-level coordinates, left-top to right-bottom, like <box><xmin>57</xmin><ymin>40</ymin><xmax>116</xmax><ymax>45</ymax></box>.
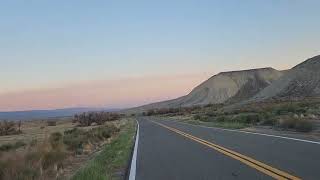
<box><xmin>147</xmin><ymin>109</ymin><xmax>156</xmax><ymax>116</ymax></box>
<box><xmin>63</xmin><ymin>128</ymin><xmax>87</xmax><ymax>152</ymax></box>
<box><xmin>87</xmin><ymin>125</ymin><xmax>119</xmax><ymax>143</ymax></box>
<box><xmin>0</xmin><ymin>154</ymin><xmax>40</xmax><ymax>180</ymax></box>
<box><xmin>74</xmin><ymin>112</ymin><xmax>121</xmax><ymax>127</ymax></box>
<box><xmin>216</xmin><ymin>116</ymin><xmax>227</xmax><ymax>122</ymax></box>
<box><xmin>260</xmin><ymin>117</ymin><xmax>276</xmax><ymax>126</ymax></box>
<box><xmin>274</xmin><ymin>104</ymin><xmax>307</xmax><ymax>115</ymax></box>
<box><xmin>0</xmin><ymin>161</ymin><xmax>5</xmax><ymax>179</ymax></box>
<box><xmin>30</xmin><ymin>139</ymin><xmax>38</xmax><ymax>147</ymax></box>
<box><xmin>277</xmin><ymin>117</ymin><xmax>297</xmax><ymax>129</ymax></box>
<box><xmin>204</xmin><ymin>104</ymin><xmax>214</xmax><ymax>108</ymax></box>
<box><xmin>0</xmin><ymin>141</ymin><xmax>26</xmax><ymax>152</ymax></box>
<box><xmin>63</xmin><ymin>125</ymin><xmax>119</xmax><ymax>153</ymax></box>
<box><xmin>0</xmin><ymin>120</ymin><xmax>20</xmax><ymax>136</ymax></box>
<box><xmin>233</xmin><ymin>114</ymin><xmax>261</xmax><ymax>124</ymax></box>
<box><xmin>258</xmin><ymin>112</ymin><xmax>278</xmax><ymax>126</ymax></box>
<box><xmin>295</xmin><ymin>119</ymin><xmax>313</xmax><ymax>132</ymax></box>
<box><xmin>42</xmin><ymin>150</ymin><xmax>67</xmax><ymax>170</ymax></box>
<box><xmin>47</xmin><ymin>120</ymin><xmax>57</xmax><ymax>126</ymax></box>
<box><xmin>277</xmin><ymin>117</ymin><xmax>313</xmax><ymax>132</ymax></box>
<box><xmin>199</xmin><ymin>116</ymin><xmax>212</xmax><ymax>122</ymax></box>
<box><xmin>49</xmin><ymin>132</ymin><xmax>63</xmax><ymax>149</ymax></box>
<box><xmin>94</xmin><ymin>125</ymin><xmax>119</xmax><ymax>140</ymax></box>
<box><xmin>193</xmin><ymin>115</ymin><xmax>201</xmax><ymax>120</ymax></box>
<box><xmin>205</xmin><ymin>111</ymin><xmax>216</xmax><ymax>117</ymax></box>
<box><xmin>1</xmin><ymin>143</ymin><xmax>67</xmax><ymax>179</ymax></box>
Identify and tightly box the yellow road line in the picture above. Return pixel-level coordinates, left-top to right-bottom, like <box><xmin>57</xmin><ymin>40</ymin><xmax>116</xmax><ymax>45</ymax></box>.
<box><xmin>151</xmin><ymin>121</ymin><xmax>301</xmax><ymax>180</ymax></box>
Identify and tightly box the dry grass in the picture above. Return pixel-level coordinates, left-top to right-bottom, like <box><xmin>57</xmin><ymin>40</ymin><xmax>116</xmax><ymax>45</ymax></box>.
<box><xmin>0</xmin><ymin>118</ymin><xmax>75</xmax><ymax>146</ymax></box>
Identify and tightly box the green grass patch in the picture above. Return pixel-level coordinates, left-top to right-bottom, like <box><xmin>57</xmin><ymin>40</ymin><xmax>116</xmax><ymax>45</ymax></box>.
<box><xmin>72</xmin><ymin>120</ymin><xmax>136</xmax><ymax>180</ymax></box>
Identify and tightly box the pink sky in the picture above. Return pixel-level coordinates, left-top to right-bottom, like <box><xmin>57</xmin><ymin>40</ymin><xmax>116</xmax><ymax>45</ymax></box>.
<box><xmin>0</xmin><ymin>73</ymin><xmax>210</xmax><ymax>111</ymax></box>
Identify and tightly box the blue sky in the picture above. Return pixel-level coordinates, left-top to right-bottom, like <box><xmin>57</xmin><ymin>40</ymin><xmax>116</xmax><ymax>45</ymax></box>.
<box><xmin>1</xmin><ymin>0</ymin><xmax>320</xmax><ymax>110</ymax></box>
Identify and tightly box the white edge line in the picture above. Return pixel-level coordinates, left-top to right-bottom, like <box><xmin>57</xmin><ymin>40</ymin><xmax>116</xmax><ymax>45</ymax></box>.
<box><xmin>129</xmin><ymin>119</ymin><xmax>139</xmax><ymax>180</ymax></box>
<box><xmin>167</xmin><ymin>119</ymin><xmax>320</xmax><ymax>145</ymax></box>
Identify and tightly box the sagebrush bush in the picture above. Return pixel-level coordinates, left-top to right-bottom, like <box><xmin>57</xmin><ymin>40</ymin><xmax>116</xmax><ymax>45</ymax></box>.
<box><xmin>277</xmin><ymin>117</ymin><xmax>313</xmax><ymax>132</ymax></box>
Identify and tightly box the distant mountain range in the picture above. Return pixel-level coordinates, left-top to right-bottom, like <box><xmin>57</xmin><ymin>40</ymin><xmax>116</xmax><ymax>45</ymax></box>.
<box><xmin>0</xmin><ymin>108</ymin><xmax>120</xmax><ymax>121</ymax></box>
<box><xmin>127</xmin><ymin>55</ymin><xmax>320</xmax><ymax>112</ymax></box>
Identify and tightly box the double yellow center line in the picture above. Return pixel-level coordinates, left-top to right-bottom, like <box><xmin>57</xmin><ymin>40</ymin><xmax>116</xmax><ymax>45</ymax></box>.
<box><xmin>151</xmin><ymin>121</ymin><xmax>301</xmax><ymax>180</ymax></box>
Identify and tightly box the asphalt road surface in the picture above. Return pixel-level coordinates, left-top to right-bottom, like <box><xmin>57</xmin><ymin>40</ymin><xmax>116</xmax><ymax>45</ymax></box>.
<box><xmin>132</xmin><ymin>117</ymin><xmax>320</xmax><ymax>180</ymax></box>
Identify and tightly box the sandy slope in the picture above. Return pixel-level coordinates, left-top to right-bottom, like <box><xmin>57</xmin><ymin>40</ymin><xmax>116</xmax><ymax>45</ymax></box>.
<box><xmin>128</xmin><ymin>68</ymin><xmax>283</xmax><ymax>112</ymax></box>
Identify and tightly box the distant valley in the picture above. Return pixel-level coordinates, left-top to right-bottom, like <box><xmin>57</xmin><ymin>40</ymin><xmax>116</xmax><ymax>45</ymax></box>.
<box><xmin>0</xmin><ymin>108</ymin><xmax>119</xmax><ymax>121</ymax></box>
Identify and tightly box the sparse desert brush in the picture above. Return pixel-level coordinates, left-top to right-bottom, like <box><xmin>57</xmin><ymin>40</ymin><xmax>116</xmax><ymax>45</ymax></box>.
<box><xmin>233</xmin><ymin>113</ymin><xmax>261</xmax><ymax>124</ymax></box>
<box><xmin>49</xmin><ymin>132</ymin><xmax>63</xmax><ymax>150</ymax></box>
<box><xmin>273</xmin><ymin>104</ymin><xmax>307</xmax><ymax>115</ymax></box>
<box><xmin>0</xmin><ymin>141</ymin><xmax>67</xmax><ymax>180</ymax></box>
<box><xmin>0</xmin><ymin>120</ymin><xmax>21</xmax><ymax>136</ymax></box>
<box><xmin>259</xmin><ymin>112</ymin><xmax>277</xmax><ymax>126</ymax></box>
<box><xmin>63</xmin><ymin>128</ymin><xmax>87</xmax><ymax>152</ymax></box>
<box><xmin>62</xmin><ymin>125</ymin><xmax>119</xmax><ymax>154</ymax></box>
<box><xmin>47</xmin><ymin>120</ymin><xmax>57</xmax><ymax>126</ymax></box>
<box><xmin>193</xmin><ymin>115</ymin><xmax>201</xmax><ymax>120</ymax></box>
<box><xmin>216</xmin><ymin>116</ymin><xmax>227</xmax><ymax>122</ymax></box>
<box><xmin>205</xmin><ymin>111</ymin><xmax>217</xmax><ymax>117</ymax></box>
<box><xmin>41</xmin><ymin>150</ymin><xmax>67</xmax><ymax>170</ymax></box>
<box><xmin>277</xmin><ymin>116</ymin><xmax>313</xmax><ymax>132</ymax></box>
<box><xmin>0</xmin><ymin>119</ymin><xmax>122</xmax><ymax>180</ymax></box>
<box><xmin>294</xmin><ymin>119</ymin><xmax>313</xmax><ymax>132</ymax></box>
<box><xmin>0</xmin><ymin>152</ymin><xmax>40</xmax><ymax>180</ymax></box>
<box><xmin>74</xmin><ymin>112</ymin><xmax>121</xmax><ymax>127</ymax></box>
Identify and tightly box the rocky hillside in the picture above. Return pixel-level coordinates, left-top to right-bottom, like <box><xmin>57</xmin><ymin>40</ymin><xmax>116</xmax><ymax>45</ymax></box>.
<box><xmin>252</xmin><ymin>55</ymin><xmax>320</xmax><ymax>101</ymax></box>
<box><xmin>128</xmin><ymin>67</ymin><xmax>283</xmax><ymax>112</ymax></box>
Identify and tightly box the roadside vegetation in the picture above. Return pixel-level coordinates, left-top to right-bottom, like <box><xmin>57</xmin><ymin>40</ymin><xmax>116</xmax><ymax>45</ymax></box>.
<box><xmin>73</xmin><ymin>112</ymin><xmax>122</xmax><ymax>127</ymax></box>
<box><xmin>141</xmin><ymin>99</ymin><xmax>320</xmax><ymax>132</ymax></box>
<box><xmin>0</xmin><ymin>112</ymin><xmax>135</xmax><ymax>180</ymax></box>
<box><xmin>72</xmin><ymin>120</ymin><xmax>136</xmax><ymax>180</ymax></box>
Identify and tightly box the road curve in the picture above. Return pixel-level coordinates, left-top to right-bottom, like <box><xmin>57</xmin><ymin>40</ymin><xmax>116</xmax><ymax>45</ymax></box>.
<box><xmin>133</xmin><ymin>117</ymin><xmax>320</xmax><ymax>180</ymax></box>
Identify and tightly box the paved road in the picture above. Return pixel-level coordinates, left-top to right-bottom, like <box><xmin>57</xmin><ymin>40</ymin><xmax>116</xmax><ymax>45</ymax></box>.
<box><xmin>133</xmin><ymin>117</ymin><xmax>320</xmax><ymax>180</ymax></box>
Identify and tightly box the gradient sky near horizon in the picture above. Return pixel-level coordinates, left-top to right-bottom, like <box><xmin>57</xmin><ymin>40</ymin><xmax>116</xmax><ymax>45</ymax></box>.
<box><xmin>1</xmin><ymin>0</ymin><xmax>320</xmax><ymax>111</ymax></box>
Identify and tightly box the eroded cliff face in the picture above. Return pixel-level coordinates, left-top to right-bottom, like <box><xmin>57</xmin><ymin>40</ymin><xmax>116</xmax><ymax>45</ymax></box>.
<box><xmin>252</xmin><ymin>55</ymin><xmax>320</xmax><ymax>100</ymax></box>
<box><xmin>182</xmin><ymin>68</ymin><xmax>283</xmax><ymax>106</ymax></box>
